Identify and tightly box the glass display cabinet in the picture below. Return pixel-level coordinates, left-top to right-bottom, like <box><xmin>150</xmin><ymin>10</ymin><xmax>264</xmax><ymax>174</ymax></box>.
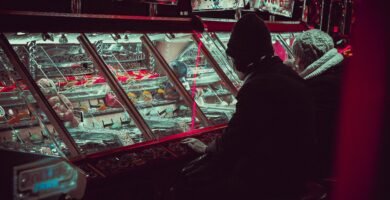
<box><xmin>0</xmin><ymin>46</ymin><xmax>71</xmax><ymax>157</ymax></box>
<box><xmin>0</xmin><ymin>11</ymin><xmax>226</xmax><ymax>178</ymax></box>
<box><xmin>0</xmin><ymin>11</ymin><xmax>308</xmax><ymax>179</ymax></box>
<box><xmin>144</xmin><ymin>33</ymin><xmax>238</xmax><ymax>124</ymax></box>
<box><xmin>200</xmin><ymin>18</ymin><xmax>308</xmax><ymax>88</ymax></box>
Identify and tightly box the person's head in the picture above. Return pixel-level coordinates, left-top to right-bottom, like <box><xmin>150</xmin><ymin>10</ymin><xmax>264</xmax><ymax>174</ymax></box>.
<box><xmin>292</xmin><ymin>29</ymin><xmax>335</xmax><ymax>73</ymax></box>
<box><xmin>170</xmin><ymin>60</ymin><xmax>188</xmax><ymax>79</ymax></box>
<box><xmin>226</xmin><ymin>13</ymin><xmax>274</xmax><ymax>80</ymax></box>
<box><xmin>37</xmin><ymin>78</ymin><xmax>57</xmax><ymax>95</ymax></box>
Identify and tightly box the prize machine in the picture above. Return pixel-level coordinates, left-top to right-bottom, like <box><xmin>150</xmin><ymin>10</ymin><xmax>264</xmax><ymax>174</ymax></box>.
<box><xmin>0</xmin><ymin>9</ymin><xmax>312</xmax><ymax>199</ymax></box>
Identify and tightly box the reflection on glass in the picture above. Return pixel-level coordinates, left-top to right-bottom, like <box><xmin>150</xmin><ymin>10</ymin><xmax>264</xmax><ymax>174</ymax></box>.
<box><xmin>275</xmin><ymin>32</ymin><xmax>299</xmax><ymax>60</ymax></box>
<box><xmin>192</xmin><ymin>0</ymin><xmax>245</xmax><ymax>10</ymax></box>
<box><xmin>5</xmin><ymin>33</ymin><xmax>145</xmax><ymax>155</ymax></box>
<box><xmin>0</xmin><ymin>48</ymin><xmax>66</xmax><ymax>156</ymax></box>
<box><xmin>86</xmin><ymin>33</ymin><xmax>202</xmax><ymax>138</ymax></box>
<box><xmin>199</xmin><ymin>33</ymin><xmax>242</xmax><ymax>89</ymax></box>
<box><xmin>255</xmin><ymin>0</ymin><xmax>295</xmax><ymax>18</ymax></box>
<box><xmin>214</xmin><ymin>32</ymin><xmax>300</xmax><ymax>84</ymax></box>
<box><xmin>149</xmin><ymin>33</ymin><xmax>236</xmax><ymax>125</ymax></box>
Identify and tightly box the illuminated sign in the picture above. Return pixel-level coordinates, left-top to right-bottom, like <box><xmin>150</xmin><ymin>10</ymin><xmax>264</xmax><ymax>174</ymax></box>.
<box><xmin>14</xmin><ymin>159</ymin><xmax>78</xmax><ymax>200</ymax></box>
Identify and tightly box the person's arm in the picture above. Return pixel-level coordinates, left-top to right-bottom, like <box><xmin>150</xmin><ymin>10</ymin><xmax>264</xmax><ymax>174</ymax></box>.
<box><xmin>183</xmin><ymin>79</ymin><xmax>274</xmax><ymax>157</ymax></box>
<box><xmin>207</xmin><ymin>81</ymin><xmax>270</xmax><ymax>158</ymax></box>
<box><xmin>181</xmin><ymin>92</ymin><xmax>254</xmax><ymax>155</ymax></box>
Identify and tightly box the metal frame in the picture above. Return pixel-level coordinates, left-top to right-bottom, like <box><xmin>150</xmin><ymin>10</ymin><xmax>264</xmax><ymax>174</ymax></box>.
<box><xmin>276</xmin><ymin>34</ymin><xmax>294</xmax><ymax>58</ymax></box>
<box><xmin>83</xmin><ymin>124</ymin><xmax>227</xmax><ymax>159</ymax></box>
<box><xmin>141</xmin><ymin>34</ymin><xmax>211</xmax><ymax>127</ymax></box>
<box><xmin>209</xmin><ymin>32</ymin><xmax>227</xmax><ymax>53</ymax></box>
<box><xmin>342</xmin><ymin>0</ymin><xmax>353</xmax><ymax>35</ymax></box>
<box><xmin>0</xmin><ymin>33</ymin><xmax>81</xmax><ymax>158</ymax></box>
<box><xmin>205</xmin><ymin>32</ymin><xmax>242</xmax><ymax>86</ymax></box>
<box><xmin>78</xmin><ymin>33</ymin><xmax>155</xmax><ymax>140</ymax></box>
<box><xmin>191</xmin><ymin>33</ymin><xmax>238</xmax><ymax>97</ymax></box>
<box><xmin>302</xmin><ymin>0</ymin><xmax>308</xmax><ymax>22</ymax></box>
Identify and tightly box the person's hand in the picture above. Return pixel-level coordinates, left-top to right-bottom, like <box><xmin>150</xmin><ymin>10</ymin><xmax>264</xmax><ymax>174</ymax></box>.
<box><xmin>181</xmin><ymin>138</ymin><xmax>207</xmax><ymax>154</ymax></box>
<box><xmin>284</xmin><ymin>58</ymin><xmax>295</xmax><ymax>69</ymax></box>
<box><xmin>284</xmin><ymin>58</ymin><xmax>301</xmax><ymax>73</ymax></box>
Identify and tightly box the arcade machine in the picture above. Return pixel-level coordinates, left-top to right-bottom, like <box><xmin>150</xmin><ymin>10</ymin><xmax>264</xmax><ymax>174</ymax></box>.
<box><xmin>192</xmin><ymin>0</ymin><xmax>306</xmax><ymax>20</ymax></box>
<box><xmin>0</xmin><ymin>11</ymin><xmax>230</xmax><ymax>199</ymax></box>
<box><xmin>0</xmin><ymin>18</ymin><xmax>87</xmax><ymax>198</ymax></box>
<box><xmin>0</xmin><ymin>149</ymin><xmax>86</xmax><ymax>200</ymax></box>
<box><xmin>190</xmin><ymin>0</ymin><xmax>308</xmax><ymax>90</ymax></box>
<box><xmin>0</xmin><ymin>9</ymin><xmax>310</xmax><ymax>199</ymax></box>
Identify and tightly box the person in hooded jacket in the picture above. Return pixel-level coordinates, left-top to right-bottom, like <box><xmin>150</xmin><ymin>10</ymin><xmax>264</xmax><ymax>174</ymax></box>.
<box><xmin>291</xmin><ymin>29</ymin><xmax>345</xmax><ymax>179</ymax></box>
<box><xmin>176</xmin><ymin>14</ymin><xmax>317</xmax><ymax>200</ymax></box>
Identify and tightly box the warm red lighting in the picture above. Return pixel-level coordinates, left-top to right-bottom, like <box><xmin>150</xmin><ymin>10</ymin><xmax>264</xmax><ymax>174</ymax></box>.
<box><xmin>332</xmin><ymin>1</ymin><xmax>386</xmax><ymax>199</ymax></box>
<box><xmin>190</xmin><ymin>34</ymin><xmax>203</xmax><ymax>130</ymax></box>
<box><xmin>80</xmin><ymin>124</ymin><xmax>227</xmax><ymax>160</ymax></box>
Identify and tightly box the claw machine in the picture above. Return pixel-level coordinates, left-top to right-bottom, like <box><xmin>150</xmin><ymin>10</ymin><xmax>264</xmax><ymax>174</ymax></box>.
<box><xmin>0</xmin><ymin>10</ymin><xmax>230</xmax><ymax>191</ymax></box>
<box><xmin>0</xmin><ymin>32</ymin><xmax>86</xmax><ymax>200</ymax></box>
<box><xmin>0</xmin><ymin>10</ymin><xmax>309</xmax><ymax>199</ymax></box>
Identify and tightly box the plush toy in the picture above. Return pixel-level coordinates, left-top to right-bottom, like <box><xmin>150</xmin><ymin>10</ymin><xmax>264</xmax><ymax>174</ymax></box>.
<box><xmin>164</xmin><ymin>60</ymin><xmax>189</xmax><ymax>100</ymax></box>
<box><xmin>105</xmin><ymin>92</ymin><xmax>123</xmax><ymax>108</ymax></box>
<box><xmin>37</xmin><ymin>78</ymin><xmax>79</xmax><ymax>127</ymax></box>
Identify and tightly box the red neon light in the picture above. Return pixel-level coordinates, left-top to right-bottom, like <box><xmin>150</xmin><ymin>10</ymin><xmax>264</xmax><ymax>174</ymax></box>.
<box><xmin>191</xmin><ymin>35</ymin><xmax>203</xmax><ymax>130</ymax></box>
<box><xmin>332</xmin><ymin>1</ymin><xmax>386</xmax><ymax>198</ymax></box>
<box><xmin>78</xmin><ymin>124</ymin><xmax>227</xmax><ymax>161</ymax></box>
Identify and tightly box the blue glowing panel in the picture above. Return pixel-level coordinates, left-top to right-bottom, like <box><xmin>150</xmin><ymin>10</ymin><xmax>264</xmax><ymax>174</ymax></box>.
<box><xmin>14</xmin><ymin>159</ymin><xmax>79</xmax><ymax>199</ymax></box>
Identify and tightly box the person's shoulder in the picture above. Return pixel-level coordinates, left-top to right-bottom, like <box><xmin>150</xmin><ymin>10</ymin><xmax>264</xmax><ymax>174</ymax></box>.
<box><xmin>243</xmin><ymin>65</ymin><xmax>305</xmax><ymax>93</ymax></box>
<box><xmin>254</xmin><ymin>61</ymin><xmax>302</xmax><ymax>79</ymax></box>
<box><xmin>269</xmin><ymin>65</ymin><xmax>306</xmax><ymax>87</ymax></box>
<box><xmin>307</xmin><ymin>62</ymin><xmax>344</xmax><ymax>86</ymax></box>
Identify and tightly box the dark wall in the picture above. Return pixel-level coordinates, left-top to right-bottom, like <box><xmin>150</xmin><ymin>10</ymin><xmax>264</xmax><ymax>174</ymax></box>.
<box><xmin>331</xmin><ymin>1</ymin><xmax>389</xmax><ymax>200</ymax></box>
<box><xmin>0</xmin><ymin>0</ymin><xmax>72</xmax><ymax>12</ymax></box>
<box><xmin>0</xmin><ymin>0</ymin><xmax>183</xmax><ymax>16</ymax></box>
<box><xmin>81</xmin><ymin>0</ymin><xmax>149</xmax><ymax>15</ymax></box>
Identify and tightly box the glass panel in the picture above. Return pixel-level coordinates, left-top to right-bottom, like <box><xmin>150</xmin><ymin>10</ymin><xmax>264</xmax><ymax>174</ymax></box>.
<box><xmin>214</xmin><ymin>31</ymin><xmax>301</xmax><ymax>86</ymax></box>
<box><xmin>5</xmin><ymin>33</ymin><xmax>144</xmax><ymax>155</ymax></box>
<box><xmin>275</xmin><ymin>32</ymin><xmax>299</xmax><ymax>60</ymax></box>
<box><xmin>193</xmin><ymin>0</ymin><xmax>246</xmax><ymax>10</ymax></box>
<box><xmin>215</xmin><ymin>32</ymin><xmax>300</xmax><ymax>61</ymax></box>
<box><xmin>86</xmin><ymin>33</ymin><xmax>202</xmax><ymax>139</ymax></box>
<box><xmin>149</xmin><ymin>33</ymin><xmax>236</xmax><ymax>125</ymax></box>
<box><xmin>198</xmin><ymin>33</ymin><xmax>241</xmax><ymax>89</ymax></box>
<box><xmin>0</xmin><ymin>47</ymin><xmax>67</xmax><ymax>157</ymax></box>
